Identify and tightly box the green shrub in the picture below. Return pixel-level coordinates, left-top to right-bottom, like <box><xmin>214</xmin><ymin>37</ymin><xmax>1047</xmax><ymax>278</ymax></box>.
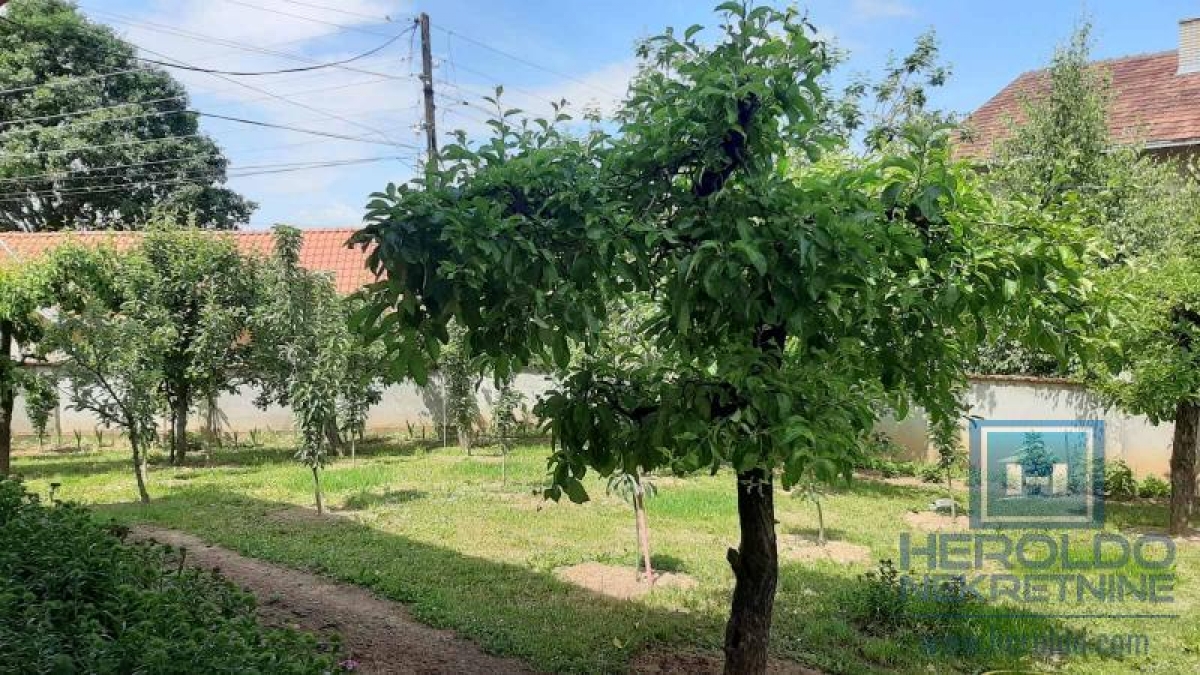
<box><xmin>1103</xmin><ymin>460</ymin><xmax>1138</xmax><ymax>500</ymax></box>
<box><xmin>918</xmin><ymin>464</ymin><xmax>944</xmax><ymax>484</ymax></box>
<box><xmin>848</xmin><ymin>560</ymin><xmax>975</xmax><ymax>638</ymax></box>
<box><xmin>0</xmin><ymin>477</ymin><xmax>338</xmax><ymax>674</ymax></box>
<box><xmin>1138</xmin><ymin>475</ymin><xmax>1171</xmax><ymax>499</ymax></box>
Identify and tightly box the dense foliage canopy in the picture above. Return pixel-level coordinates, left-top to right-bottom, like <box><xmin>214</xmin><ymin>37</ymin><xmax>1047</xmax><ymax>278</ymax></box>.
<box><xmin>353</xmin><ymin>4</ymin><xmax>1103</xmax><ymax>671</ymax></box>
<box><xmin>0</xmin><ymin>0</ymin><xmax>253</xmax><ymax>230</ymax></box>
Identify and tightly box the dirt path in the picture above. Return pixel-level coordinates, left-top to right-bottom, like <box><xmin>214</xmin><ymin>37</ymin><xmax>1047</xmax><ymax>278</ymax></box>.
<box><xmin>130</xmin><ymin>525</ymin><xmax>536</xmax><ymax>675</ymax></box>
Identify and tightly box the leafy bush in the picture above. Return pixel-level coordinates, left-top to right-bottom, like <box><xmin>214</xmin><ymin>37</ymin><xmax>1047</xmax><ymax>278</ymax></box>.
<box><xmin>918</xmin><ymin>464</ymin><xmax>944</xmax><ymax>484</ymax></box>
<box><xmin>1138</xmin><ymin>475</ymin><xmax>1172</xmax><ymax>499</ymax></box>
<box><xmin>1104</xmin><ymin>460</ymin><xmax>1138</xmax><ymax>500</ymax></box>
<box><xmin>0</xmin><ymin>477</ymin><xmax>337</xmax><ymax>674</ymax></box>
<box><xmin>849</xmin><ymin>560</ymin><xmax>976</xmax><ymax>637</ymax></box>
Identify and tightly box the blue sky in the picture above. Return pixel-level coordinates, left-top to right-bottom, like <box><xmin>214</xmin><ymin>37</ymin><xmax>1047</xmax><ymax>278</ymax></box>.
<box><xmin>70</xmin><ymin>0</ymin><xmax>1200</xmax><ymax>228</ymax></box>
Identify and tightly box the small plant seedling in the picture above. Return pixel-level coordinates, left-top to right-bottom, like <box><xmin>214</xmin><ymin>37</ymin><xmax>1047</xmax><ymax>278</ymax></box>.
<box><xmin>607</xmin><ymin>469</ymin><xmax>657</xmax><ymax>582</ymax></box>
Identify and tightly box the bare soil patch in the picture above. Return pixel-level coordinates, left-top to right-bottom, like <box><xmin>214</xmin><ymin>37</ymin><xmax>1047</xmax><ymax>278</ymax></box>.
<box><xmin>903</xmin><ymin>511</ymin><xmax>968</xmax><ymax>532</ymax></box>
<box><xmin>553</xmin><ymin>562</ymin><xmax>697</xmax><ymax>600</ymax></box>
<box><xmin>631</xmin><ymin>648</ymin><xmax>824</xmax><ymax>674</ymax></box>
<box><xmin>779</xmin><ymin>533</ymin><xmax>871</xmax><ymax>564</ymax></box>
<box><xmin>129</xmin><ymin>525</ymin><xmax>535</xmax><ymax>675</ymax></box>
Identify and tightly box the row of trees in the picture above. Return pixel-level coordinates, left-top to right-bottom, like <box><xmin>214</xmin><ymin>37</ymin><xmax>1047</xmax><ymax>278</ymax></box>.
<box><xmin>0</xmin><ymin>224</ymin><xmax>388</xmax><ymax>507</ymax></box>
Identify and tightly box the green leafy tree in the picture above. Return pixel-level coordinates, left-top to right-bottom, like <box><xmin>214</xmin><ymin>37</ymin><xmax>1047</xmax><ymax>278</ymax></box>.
<box><xmin>492</xmin><ymin>375</ymin><xmax>525</xmax><ymax>485</ymax></box>
<box><xmin>984</xmin><ymin>25</ymin><xmax>1200</xmax><ymax>534</ymax></box>
<box><xmin>138</xmin><ymin>225</ymin><xmax>258</xmax><ymax>464</ymax></box>
<box><xmin>337</xmin><ymin>296</ymin><xmax>388</xmax><ymax>461</ymax></box>
<box><xmin>251</xmin><ymin>225</ymin><xmax>358</xmax><ymax>512</ymax></box>
<box><xmin>22</xmin><ymin>371</ymin><xmax>58</xmax><ymax>450</ymax></box>
<box><xmin>0</xmin><ymin>0</ymin><xmax>254</xmax><ymax>230</ymax></box>
<box><xmin>352</xmin><ymin>5</ymin><xmax>1102</xmax><ymax>671</ymax></box>
<box><xmin>441</xmin><ymin>321</ymin><xmax>481</xmax><ymax>453</ymax></box>
<box><xmin>42</xmin><ymin>243</ymin><xmax>170</xmax><ymax>503</ymax></box>
<box><xmin>1098</xmin><ymin>260</ymin><xmax>1200</xmax><ymax>533</ymax></box>
<box><xmin>0</xmin><ymin>261</ymin><xmax>55</xmax><ymax>473</ymax></box>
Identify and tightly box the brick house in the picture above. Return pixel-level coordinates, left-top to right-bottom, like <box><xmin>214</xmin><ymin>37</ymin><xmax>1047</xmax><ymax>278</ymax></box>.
<box><xmin>956</xmin><ymin>18</ymin><xmax>1200</xmax><ymax>163</ymax></box>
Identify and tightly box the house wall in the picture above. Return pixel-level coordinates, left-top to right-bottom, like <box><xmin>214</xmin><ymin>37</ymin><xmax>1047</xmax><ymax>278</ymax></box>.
<box><xmin>875</xmin><ymin>375</ymin><xmax>1174</xmax><ymax>478</ymax></box>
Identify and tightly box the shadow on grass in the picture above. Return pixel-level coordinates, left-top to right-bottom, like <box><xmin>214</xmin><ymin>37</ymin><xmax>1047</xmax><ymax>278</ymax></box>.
<box><xmin>341</xmin><ymin>488</ymin><xmax>428</xmax><ymax>510</ymax></box>
<box><xmin>84</xmin><ymin>487</ymin><xmax>1103</xmax><ymax>675</ymax></box>
<box><xmin>12</xmin><ymin>455</ymin><xmax>131</xmax><ymax>479</ymax></box>
<box><xmin>836</xmin><ymin>477</ymin><xmax>942</xmax><ymax>500</ymax></box>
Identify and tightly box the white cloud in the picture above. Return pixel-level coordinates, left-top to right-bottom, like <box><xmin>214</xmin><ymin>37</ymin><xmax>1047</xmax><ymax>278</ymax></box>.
<box><xmin>850</xmin><ymin>0</ymin><xmax>916</xmax><ymax>20</ymax></box>
<box><xmin>288</xmin><ymin>200</ymin><xmax>364</xmax><ymax>226</ymax></box>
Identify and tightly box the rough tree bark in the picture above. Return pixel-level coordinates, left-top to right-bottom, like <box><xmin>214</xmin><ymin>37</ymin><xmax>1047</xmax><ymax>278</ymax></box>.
<box><xmin>632</xmin><ymin>474</ymin><xmax>654</xmax><ymax>583</ymax></box>
<box><xmin>0</xmin><ymin>323</ymin><xmax>13</xmax><ymax>476</ymax></box>
<box><xmin>1170</xmin><ymin>399</ymin><xmax>1199</xmax><ymax>536</ymax></box>
<box><xmin>723</xmin><ymin>467</ymin><xmax>777</xmax><ymax>675</ymax></box>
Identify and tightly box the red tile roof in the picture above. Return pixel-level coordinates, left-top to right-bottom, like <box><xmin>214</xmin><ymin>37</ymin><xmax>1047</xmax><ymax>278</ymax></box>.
<box><xmin>957</xmin><ymin>51</ymin><xmax>1200</xmax><ymax>160</ymax></box>
<box><xmin>0</xmin><ymin>228</ymin><xmax>375</xmax><ymax>294</ymax></box>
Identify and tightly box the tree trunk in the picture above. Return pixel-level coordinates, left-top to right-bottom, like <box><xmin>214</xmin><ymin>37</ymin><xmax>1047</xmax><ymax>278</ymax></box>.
<box><xmin>814</xmin><ymin>496</ymin><xmax>825</xmax><ymax>546</ymax></box>
<box><xmin>633</xmin><ymin>476</ymin><xmax>654</xmax><ymax>582</ymax></box>
<box><xmin>350</xmin><ymin>434</ymin><xmax>356</xmax><ymax>462</ymax></box>
<box><xmin>723</xmin><ymin>468</ymin><xmax>777</xmax><ymax>675</ymax></box>
<box><xmin>0</xmin><ymin>322</ymin><xmax>13</xmax><ymax>476</ymax></box>
<box><xmin>171</xmin><ymin>394</ymin><xmax>188</xmax><ymax>465</ymax></box>
<box><xmin>131</xmin><ymin>436</ymin><xmax>150</xmax><ymax>504</ymax></box>
<box><xmin>1169</xmin><ymin>399</ymin><xmax>1199</xmax><ymax>536</ymax></box>
<box><xmin>312</xmin><ymin>466</ymin><xmax>324</xmax><ymax>515</ymax></box>
<box><xmin>326</xmin><ymin>422</ymin><xmax>343</xmax><ymax>457</ymax></box>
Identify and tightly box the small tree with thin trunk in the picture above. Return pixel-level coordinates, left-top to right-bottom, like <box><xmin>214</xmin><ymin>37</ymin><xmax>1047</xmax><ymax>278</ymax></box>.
<box><xmin>251</xmin><ymin>225</ymin><xmax>356</xmax><ymax>512</ymax></box>
<box><xmin>607</xmin><ymin>469</ymin><xmax>656</xmax><ymax>581</ymax></box>
<box><xmin>42</xmin><ymin>244</ymin><xmax>170</xmax><ymax>504</ymax></box>
<box><xmin>353</xmin><ymin>5</ymin><xmax>1103</xmax><ymax>670</ymax></box>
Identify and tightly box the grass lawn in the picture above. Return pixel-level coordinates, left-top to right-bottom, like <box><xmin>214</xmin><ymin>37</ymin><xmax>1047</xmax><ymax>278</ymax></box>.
<box><xmin>14</xmin><ymin>435</ymin><xmax>1199</xmax><ymax>674</ymax></box>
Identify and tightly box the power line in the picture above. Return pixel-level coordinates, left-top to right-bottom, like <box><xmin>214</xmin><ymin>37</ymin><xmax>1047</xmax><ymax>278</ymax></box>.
<box><xmin>0</xmin><ymin>153</ymin><xmax>399</xmax><ymax>185</ymax></box>
<box><xmin>0</xmin><ymin>73</ymin><xmax>403</xmax><ymax>130</ymax></box>
<box><xmin>137</xmin><ymin>25</ymin><xmax>414</xmax><ymax>76</ymax></box>
<box><xmin>433</xmin><ymin>24</ymin><xmax>618</xmax><ymax>98</ymax></box>
<box><xmin>194</xmin><ymin>112</ymin><xmax>419</xmax><ymax>148</ymax></box>
<box><xmin>0</xmin><ymin>156</ymin><xmax>404</xmax><ymax>202</ymax></box>
<box><xmin>214</xmin><ymin>0</ymin><xmax>403</xmax><ymax>38</ymax></box>
<box><xmin>84</xmin><ymin>10</ymin><xmax>416</xmax><ymax>83</ymax></box>
<box><xmin>0</xmin><ymin>14</ymin><xmax>402</xmax><ymax>144</ymax></box>
<box><xmin>275</xmin><ymin>0</ymin><xmax>399</xmax><ymax>23</ymax></box>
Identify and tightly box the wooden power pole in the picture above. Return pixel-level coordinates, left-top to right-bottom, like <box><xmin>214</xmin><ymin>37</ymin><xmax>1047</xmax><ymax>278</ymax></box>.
<box><xmin>418</xmin><ymin>13</ymin><xmax>437</xmax><ymax>168</ymax></box>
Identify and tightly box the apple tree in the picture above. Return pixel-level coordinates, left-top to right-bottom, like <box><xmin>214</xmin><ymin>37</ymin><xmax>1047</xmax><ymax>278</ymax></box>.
<box><xmin>352</xmin><ymin>4</ymin><xmax>1103</xmax><ymax>671</ymax></box>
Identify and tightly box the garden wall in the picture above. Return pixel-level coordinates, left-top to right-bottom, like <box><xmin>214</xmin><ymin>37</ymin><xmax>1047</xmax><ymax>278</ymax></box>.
<box><xmin>13</xmin><ymin>370</ymin><xmax>556</xmax><ymax>443</ymax></box>
<box><xmin>876</xmin><ymin>375</ymin><xmax>1174</xmax><ymax>478</ymax></box>
<box><xmin>15</xmin><ymin>370</ymin><xmax>1175</xmax><ymax>477</ymax></box>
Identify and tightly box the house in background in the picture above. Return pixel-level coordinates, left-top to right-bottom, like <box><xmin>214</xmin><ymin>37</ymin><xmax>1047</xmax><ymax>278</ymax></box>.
<box><xmin>0</xmin><ymin>227</ymin><xmax>374</xmax><ymax>294</ymax></box>
<box><xmin>957</xmin><ymin>17</ymin><xmax>1200</xmax><ymax>163</ymax></box>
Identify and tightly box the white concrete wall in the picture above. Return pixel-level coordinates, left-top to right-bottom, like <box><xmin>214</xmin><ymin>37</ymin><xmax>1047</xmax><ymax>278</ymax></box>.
<box><xmin>876</xmin><ymin>375</ymin><xmax>1174</xmax><ymax>478</ymax></box>
<box><xmin>14</xmin><ymin>372</ymin><xmax>556</xmax><ymax>440</ymax></box>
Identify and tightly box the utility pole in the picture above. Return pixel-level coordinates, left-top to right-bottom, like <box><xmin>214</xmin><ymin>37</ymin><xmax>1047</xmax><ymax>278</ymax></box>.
<box><xmin>418</xmin><ymin>12</ymin><xmax>437</xmax><ymax>169</ymax></box>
